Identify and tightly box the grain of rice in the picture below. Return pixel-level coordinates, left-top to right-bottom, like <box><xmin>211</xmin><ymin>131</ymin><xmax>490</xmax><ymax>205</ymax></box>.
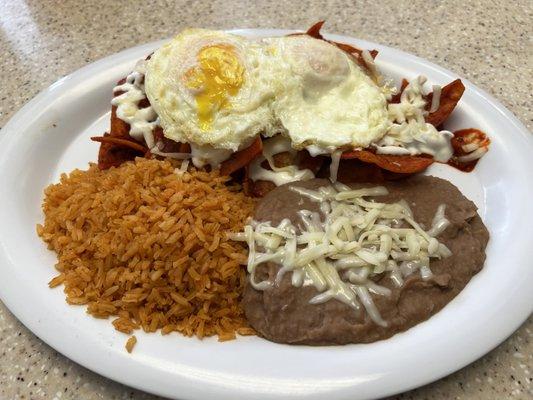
<box><xmin>38</xmin><ymin>158</ymin><xmax>255</xmax><ymax>340</ymax></box>
<box><xmin>125</xmin><ymin>335</ymin><xmax>137</xmax><ymax>353</ymax></box>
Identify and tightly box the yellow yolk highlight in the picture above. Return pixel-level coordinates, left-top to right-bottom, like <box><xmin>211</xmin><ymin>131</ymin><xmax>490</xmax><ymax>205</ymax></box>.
<box><xmin>184</xmin><ymin>44</ymin><xmax>245</xmax><ymax>131</ymax></box>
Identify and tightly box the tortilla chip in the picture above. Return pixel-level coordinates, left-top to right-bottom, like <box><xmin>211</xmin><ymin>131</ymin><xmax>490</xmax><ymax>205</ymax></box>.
<box><xmin>220</xmin><ymin>136</ymin><xmax>263</xmax><ymax>176</ymax></box>
<box><xmin>95</xmin><ymin>132</ymin><xmax>146</xmax><ymax>170</ymax></box>
<box><xmin>426</xmin><ymin>79</ymin><xmax>465</xmax><ymax>127</ymax></box>
<box><xmin>306</xmin><ymin>20</ymin><xmax>326</xmax><ymax>39</ymax></box>
<box><xmin>336</xmin><ymin>159</ymin><xmax>385</xmax><ymax>183</ymax></box>
<box><xmin>109</xmin><ymin>104</ymin><xmax>130</xmax><ymax>140</ymax></box>
<box><xmin>341</xmin><ymin>150</ymin><xmax>434</xmax><ymax>173</ymax></box>
<box><xmin>304</xmin><ymin>21</ymin><xmax>378</xmax><ymax>71</ymax></box>
<box><xmin>447</xmin><ymin>128</ymin><xmax>490</xmax><ymax>172</ymax></box>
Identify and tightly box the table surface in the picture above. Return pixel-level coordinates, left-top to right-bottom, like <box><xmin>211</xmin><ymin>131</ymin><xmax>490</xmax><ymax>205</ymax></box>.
<box><xmin>0</xmin><ymin>0</ymin><xmax>531</xmax><ymax>399</ymax></box>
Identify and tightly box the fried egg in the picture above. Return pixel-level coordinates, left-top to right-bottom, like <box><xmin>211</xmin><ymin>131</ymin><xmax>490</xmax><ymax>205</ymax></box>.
<box><xmin>267</xmin><ymin>35</ymin><xmax>390</xmax><ymax>149</ymax></box>
<box><xmin>145</xmin><ymin>29</ymin><xmax>280</xmax><ymax>151</ymax></box>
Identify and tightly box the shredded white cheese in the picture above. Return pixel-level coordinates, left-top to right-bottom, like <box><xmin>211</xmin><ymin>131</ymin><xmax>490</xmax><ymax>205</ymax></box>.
<box><xmin>376</xmin><ymin>76</ymin><xmax>453</xmax><ymax>162</ymax></box>
<box><xmin>329</xmin><ymin>150</ymin><xmax>342</xmax><ymax>183</ymax></box>
<box><xmin>232</xmin><ymin>184</ymin><xmax>452</xmax><ymax>327</ymax></box>
<box><xmin>174</xmin><ymin>159</ymin><xmax>190</xmax><ymax>176</ymax></box>
<box><xmin>456</xmin><ymin>147</ymin><xmax>488</xmax><ymax>163</ymax></box>
<box><xmin>361</xmin><ymin>50</ymin><xmax>382</xmax><ymax>85</ymax></box>
<box><xmin>429</xmin><ymin>84</ymin><xmax>442</xmax><ymax>113</ymax></box>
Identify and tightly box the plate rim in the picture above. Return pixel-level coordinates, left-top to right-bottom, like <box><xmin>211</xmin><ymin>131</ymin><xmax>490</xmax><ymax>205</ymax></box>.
<box><xmin>0</xmin><ymin>28</ymin><xmax>532</xmax><ymax>400</ymax></box>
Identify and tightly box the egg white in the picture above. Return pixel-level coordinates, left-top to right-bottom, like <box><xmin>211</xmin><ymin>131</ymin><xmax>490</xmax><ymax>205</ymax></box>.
<box><xmin>267</xmin><ymin>35</ymin><xmax>391</xmax><ymax>149</ymax></box>
<box><xmin>145</xmin><ymin>29</ymin><xmax>281</xmax><ymax>151</ymax></box>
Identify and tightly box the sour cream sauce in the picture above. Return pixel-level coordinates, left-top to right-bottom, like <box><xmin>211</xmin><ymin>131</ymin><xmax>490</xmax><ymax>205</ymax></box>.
<box><xmin>249</xmin><ymin>136</ymin><xmax>315</xmax><ymax>186</ymax></box>
<box><xmin>111</xmin><ymin>60</ymin><xmax>159</xmax><ymax>148</ymax></box>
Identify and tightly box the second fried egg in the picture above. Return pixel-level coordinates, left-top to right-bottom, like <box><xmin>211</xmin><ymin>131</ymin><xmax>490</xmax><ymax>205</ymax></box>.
<box><xmin>268</xmin><ymin>35</ymin><xmax>390</xmax><ymax>150</ymax></box>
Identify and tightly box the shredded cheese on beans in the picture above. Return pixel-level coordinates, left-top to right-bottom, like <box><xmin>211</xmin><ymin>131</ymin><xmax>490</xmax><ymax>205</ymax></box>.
<box><xmin>231</xmin><ymin>184</ymin><xmax>452</xmax><ymax>326</ymax></box>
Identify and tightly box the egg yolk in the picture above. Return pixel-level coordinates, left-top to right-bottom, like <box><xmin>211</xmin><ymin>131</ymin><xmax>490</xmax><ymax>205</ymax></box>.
<box><xmin>184</xmin><ymin>44</ymin><xmax>245</xmax><ymax>131</ymax></box>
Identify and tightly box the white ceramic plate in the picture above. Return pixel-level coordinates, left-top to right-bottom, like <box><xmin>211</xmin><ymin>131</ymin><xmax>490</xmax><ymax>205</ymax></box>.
<box><xmin>0</xmin><ymin>29</ymin><xmax>532</xmax><ymax>400</ymax></box>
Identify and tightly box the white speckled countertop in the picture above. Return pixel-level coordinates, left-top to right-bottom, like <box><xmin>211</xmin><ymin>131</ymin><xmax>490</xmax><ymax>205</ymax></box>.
<box><xmin>0</xmin><ymin>0</ymin><xmax>531</xmax><ymax>399</ymax></box>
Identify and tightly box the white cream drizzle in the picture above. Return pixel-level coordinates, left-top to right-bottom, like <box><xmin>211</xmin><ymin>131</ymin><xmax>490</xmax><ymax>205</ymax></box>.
<box><xmin>190</xmin><ymin>144</ymin><xmax>232</xmax><ymax>168</ymax></box>
<box><xmin>111</xmin><ymin>60</ymin><xmax>159</xmax><ymax>145</ymax></box>
<box><xmin>305</xmin><ymin>144</ymin><xmax>335</xmax><ymax>156</ymax></box>
<box><xmin>249</xmin><ymin>136</ymin><xmax>314</xmax><ymax>186</ymax></box>
<box><xmin>376</xmin><ymin>121</ymin><xmax>454</xmax><ymax>162</ymax></box>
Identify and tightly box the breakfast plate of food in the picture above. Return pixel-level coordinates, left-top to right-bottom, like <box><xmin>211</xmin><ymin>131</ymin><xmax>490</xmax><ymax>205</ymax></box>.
<box><xmin>0</xmin><ymin>22</ymin><xmax>531</xmax><ymax>400</ymax></box>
